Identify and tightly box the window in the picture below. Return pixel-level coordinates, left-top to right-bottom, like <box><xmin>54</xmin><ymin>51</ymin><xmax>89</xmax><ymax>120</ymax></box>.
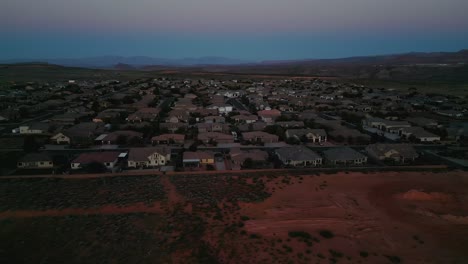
<box><xmin>40</xmin><ymin>162</ymin><xmax>44</xmax><ymax>165</ymax></box>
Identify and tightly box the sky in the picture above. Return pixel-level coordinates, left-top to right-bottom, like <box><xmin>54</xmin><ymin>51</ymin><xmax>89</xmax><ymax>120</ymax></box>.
<box><xmin>1</xmin><ymin>0</ymin><xmax>468</xmax><ymax>61</ymax></box>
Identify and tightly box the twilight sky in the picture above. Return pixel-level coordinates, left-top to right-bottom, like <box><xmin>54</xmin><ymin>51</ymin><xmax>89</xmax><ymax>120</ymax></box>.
<box><xmin>1</xmin><ymin>0</ymin><xmax>468</xmax><ymax>60</ymax></box>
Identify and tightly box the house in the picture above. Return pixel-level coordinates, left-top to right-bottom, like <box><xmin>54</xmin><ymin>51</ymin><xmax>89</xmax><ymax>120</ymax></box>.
<box><xmin>285</xmin><ymin>129</ymin><xmax>327</xmax><ymax>143</ymax></box>
<box><xmin>435</xmin><ymin>110</ymin><xmax>464</xmax><ymax>118</ymax></box>
<box><xmin>127</xmin><ymin>147</ymin><xmax>171</xmax><ymax>168</ymax></box>
<box><xmin>220</xmin><ymin>90</ymin><xmax>244</xmax><ymax>98</ymax></box>
<box><xmin>71</xmin><ymin>151</ymin><xmax>121</xmax><ymax>170</ymax></box>
<box><xmin>49</xmin><ymin>113</ymin><xmax>84</xmax><ymax>125</ymax></box>
<box><xmin>17</xmin><ymin>122</ymin><xmax>50</xmax><ymax>134</ymax></box>
<box><xmin>400</xmin><ymin>127</ymin><xmax>441</xmax><ymax>142</ymax></box>
<box><xmin>50</xmin><ymin>132</ymin><xmax>71</xmax><ymax>144</ymax></box>
<box><xmin>126</xmin><ymin>108</ymin><xmax>160</xmax><ymax>122</ymax></box>
<box><xmin>17</xmin><ymin>153</ymin><xmax>54</xmax><ymax>169</ymax></box>
<box><xmin>151</xmin><ymin>134</ymin><xmax>185</xmax><ymax>145</ymax></box>
<box><xmin>329</xmin><ymin>126</ymin><xmax>371</xmax><ymax>144</ymax></box>
<box><xmin>183</xmin><ymin>151</ymin><xmax>215</xmax><ymax>167</ymax></box>
<box><xmin>207</xmin><ymin>103</ymin><xmax>233</xmax><ymax>115</ymax></box>
<box><xmin>230</xmin><ymin>148</ymin><xmax>268</xmax><ymax>168</ymax></box>
<box><xmin>160</xmin><ymin>122</ymin><xmax>189</xmax><ymax>133</ymax></box>
<box><xmin>196</xmin><ymin>123</ymin><xmax>230</xmax><ymax>133</ymax></box>
<box><xmin>406</xmin><ymin>117</ymin><xmax>438</xmax><ymax>128</ymax></box>
<box><xmin>93</xmin><ymin>109</ymin><xmax>124</xmax><ymax>123</ymax></box>
<box><xmin>363</xmin><ymin>117</ymin><xmax>411</xmax><ymax>133</ymax></box>
<box><xmin>258</xmin><ymin>109</ymin><xmax>281</xmax><ymax>123</ymax></box>
<box><xmin>366</xmin><ymin>144</ymin><xmax>419</xmax><ymax>163</ymax></box>
<box><xmin>275</xmin><ymin>146</ymin><xmax>322</xmax><ymax>167</ymax></box>
<box><xmin>242</xmin><ymin>131</ymin><xmax>279</xmax><ymax>143</ymax></box>
<box><xmin>276</xmin><ymin>121</ymin><xmax>305</xmax><ymax>128</ymax></box>
<box><xmin>167</xmin><ymin>109</ymin><xmax>190</xmax><ymax>123</ymax></box>
<box><xmin>323</xmin><ymin>147</ymin><xmax>367</xmax><ymax>165</ymax></box>
<box><xmin>204</xmin><ymin>116</ymin><xmax>225</xmax><ymax>123</ymax></box>
<box><xmin>198</xmin><ymin>132</ymin><xmax>234</xmax><ymax>144</ymax></box>
<box><xmin>231</xmin><ymin>115</ymin><xmax>258</xmax><ymax>124</ymax></box>
<box><xmin>62</xmin><ymin>122</ymin><xmax>106</xmax><ymax>146</ymax></box>
<box><xmin>97</xmin><ymin>131</ymin><xmax>143</xmax><ymax>145</ymax></box>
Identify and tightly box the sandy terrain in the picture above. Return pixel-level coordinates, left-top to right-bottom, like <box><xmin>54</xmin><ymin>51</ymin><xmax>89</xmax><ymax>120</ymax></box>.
<box><xmin>1</xmin><ymin>171</ymin><xmax>467</xmax><ymax>263</ymax></box>
<box><xmin>230</xmin><ymin>171</ymin><xmax>468</xmax><ymax>263</ymax></box>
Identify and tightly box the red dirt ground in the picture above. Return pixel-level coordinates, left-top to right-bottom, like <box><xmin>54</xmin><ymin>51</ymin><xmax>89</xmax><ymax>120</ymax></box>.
<box><xmin>229</xmin><ymin>171</ymin><xmax>468</xmax><ymax>263</ymax></box>
<box><xmin>1</xmin><ymin>171</ymin><xmax>467</xmax><ymax>263</ymax></box>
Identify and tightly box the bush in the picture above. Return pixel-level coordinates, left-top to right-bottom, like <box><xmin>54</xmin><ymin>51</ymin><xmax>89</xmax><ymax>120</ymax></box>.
<box><xmin>249</xmin><ymin>233</ymin><xmax>261</xmax><ymax>239</ymax></box>
<box><xmin>319</xmin><ymin>230</ymin><xmax>334</xmax><ymax>239</ymax></box>
<box><xmin>360</xmin><ymin>251</ymin><xmax>369</xmax><ymax>258</ymax></box>
<box><xmin>288</xmin><ymin>231</ymin><xmax>312</xmax><ymax>239</ymax></box>
<box><xmin>385</xmin><ymin>255</ymin><xmax>401</xmax><ymax>263</ymax></box>
<box><xmin>329</xmin><ymin>249</ymin><xmax>343</xmax><ymax>258</ymax></box>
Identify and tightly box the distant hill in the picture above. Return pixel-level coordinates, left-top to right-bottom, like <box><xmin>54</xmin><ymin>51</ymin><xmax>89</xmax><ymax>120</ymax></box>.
<box><xmin>2</xmin><ymin>50</ymin><xmax>467</xmax><ymax>69</ymax></box>
<box><xmin>0</xmin><ymin>56</ymin><xmax>253</xmax><ymax>68</ymax></box>
<box><xmin>259</xmin><ymin>49</ymin><xmax>468</xmax><ymax>66</ymax></box>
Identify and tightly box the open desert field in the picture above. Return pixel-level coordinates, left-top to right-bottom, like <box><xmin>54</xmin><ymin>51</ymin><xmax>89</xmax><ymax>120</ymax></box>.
<box><xmin>0</xmin><ymin>170</ymin><xmax>467</xmax><ymax>263</ymax></box>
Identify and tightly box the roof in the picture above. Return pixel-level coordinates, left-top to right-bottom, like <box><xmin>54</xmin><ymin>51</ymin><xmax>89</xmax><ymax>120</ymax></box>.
<box><xmin>72</xmin><ymin>152</ymin><xmax>121</xmax><ymax>164</ymax></box>
<box><xmin>128</xmin><ymin>147</ymin><xmax>171</xmax><ymax>161</ymax></box>
<box><xmin>401</xmin><ymin>127</ymin><xmax>440</xmax><ymax>138</ymax></box>
<box><xmin>323</xmin><ymin>147</ymin><xmax>366</xmax><ymax>161</ymax></box>
<box><xmin>230</xmin><ymin>148</ymin><xmax>268</xmax><ymax>163</ymax></box>
<box><xmin>183</xmin><ymin>151</ymin><xmax>214</xmax><ymax>161</ymax></box>
<box><xmin>102</xmin><ymin>131</ymin><xmax>143</xmax><ymax>141</ymax></box>
<box><xmin>242</xmin><ymin>131</ymin><xmax>279</xmax><ymax>140</ymax></box>
<box><xmin>275</xmin><ymin>146</ymin><xmax>322</xmax><ymax>161</ymax></box>
<box><xmin>151</xmin><ymin>134</ymin><xmax>185</xmax><ymax>141</ymax></box>
<box><xmin>19</xmin><ymin>153</ymin><xmax>52</xmax><ymax>162</ymax></box>
<box><xmin>366</xmin><ymin>144</ymin><xmax>418</xmax><ymax>158</ymax></box>
<box><xmin>65</xmin><ymin>122</ymin><xmax>106</xmax><ymax>138</ymax></box>
<box><xmin>276</xmin><ymin>121</ymin><xmax>305</xmax><ymax>127</ymax></box>
<box><xmin>286</xmin><ymin>129</ymin><xmax>327</xmax><ymax>138</ymax></box>
<box><xmin>258</xmin><ymin>109</ymin><xmax>281</xmax><ymax>117</ymax></box>
<box><xmin>198</xmin><ymin>132</ymin><xmax>233</xmax><ymax>141</ymax></box>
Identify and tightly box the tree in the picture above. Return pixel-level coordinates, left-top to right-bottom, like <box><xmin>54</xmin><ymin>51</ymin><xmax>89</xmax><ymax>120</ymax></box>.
<box><xmin>128</xmin><ymin>136</ymin><xmax>143</xmax><ymax>146</ymax></box>
<box><xmin>23</xmin><ymin>135</ymin><xmax>40</xmax><ymax>153</ymax></box>
<box><xmin>19</xmin><ymin>107</ymin><xmax>29</xmax><ymax>118</ymax></box>
<box><xmin>116</xmin><ymin>135</ymin><xmax>128</xmax><ymax>145</ymax></box>
<box><xmin>242</xmin><ymin>158</ymin><xmax>254</xmax><ymax>169</ymax></box>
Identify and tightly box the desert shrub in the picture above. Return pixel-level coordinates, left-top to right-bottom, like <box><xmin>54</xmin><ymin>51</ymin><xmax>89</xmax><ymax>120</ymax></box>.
<box><xmin>249</xmin><ymin>233</ymin><xmax>261</xmax><ymax>239</ymax></box>
<box><xmin>360</xmin><ymin>251</ymin><xmax>369</xmax><ymax>258</ymax></box>
<box><xmin>282</xmin><ymin>245</ymin><xmax>293</xmax><ymax>253</ymax></box>
<box><xmin>385</xmin><ymin>255</ymin><xmax>402</xmax><ymax>263</ymax></box>
<box><xmin>329</xmin><ymin>249</ymin><xmax>343</xmax><ymax>258</ymax></box>
<box><xmin>319</xmin><ymin>230</ymin><xmax>334</xmax><ymax>239</ymax></box>
<box><xmin>288</xmin><ymin>231</ymin><xmax>312</xmax><ymax>239</ymax></box>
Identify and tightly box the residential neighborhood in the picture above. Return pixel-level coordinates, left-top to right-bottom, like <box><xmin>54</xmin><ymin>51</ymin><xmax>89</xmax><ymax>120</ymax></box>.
<box><xmin>1</xmin><ymin>76</ymin><xmax>467</xmax><ymax>175</ymax></box>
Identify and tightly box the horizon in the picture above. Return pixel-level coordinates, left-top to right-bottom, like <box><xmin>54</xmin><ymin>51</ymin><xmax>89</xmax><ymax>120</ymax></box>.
<box><xmin>2</xmin><ymin>0</ymin><xmax>468</xmax><ymax>60</ymax></box>
<box><xmin>2</xmin><ymin>47</ymin><xmax>468</xmax><ymax>65</ymax></box>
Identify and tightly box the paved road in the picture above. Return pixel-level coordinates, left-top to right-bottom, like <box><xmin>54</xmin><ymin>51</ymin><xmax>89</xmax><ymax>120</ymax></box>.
<box><xmin>227</xmin><ymin>98</ymin><xmax>249</xmax><ymax>112</ymax></box>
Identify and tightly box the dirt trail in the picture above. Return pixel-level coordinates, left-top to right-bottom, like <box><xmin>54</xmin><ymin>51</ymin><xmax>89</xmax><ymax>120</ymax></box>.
<box><xmin>160</xmin><ymin>175</ymin><xmax>185</xmax><ymax>207</ymax></box>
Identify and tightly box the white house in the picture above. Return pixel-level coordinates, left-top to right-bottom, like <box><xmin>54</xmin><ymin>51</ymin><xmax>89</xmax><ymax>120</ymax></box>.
<box><xmin>127</xmin><ymin>147</ymin><xmax>171</xmax><ymax>168</ymax></box>
<box><xmin>50</xmin><ymin>132</ymin><xmax>71</xmax><ymax>144</ymax></box>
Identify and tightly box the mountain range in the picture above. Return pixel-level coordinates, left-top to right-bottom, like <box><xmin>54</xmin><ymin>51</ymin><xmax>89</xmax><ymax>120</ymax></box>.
<box><xmin>0</xmin><ymin>56</ymin><xmax>253</xmax><ymax>68</ymax></box>
<box><xmin>1</xmin><ymin>49</ymin><xmax>467</xmax><ymax>69</ymax></box>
